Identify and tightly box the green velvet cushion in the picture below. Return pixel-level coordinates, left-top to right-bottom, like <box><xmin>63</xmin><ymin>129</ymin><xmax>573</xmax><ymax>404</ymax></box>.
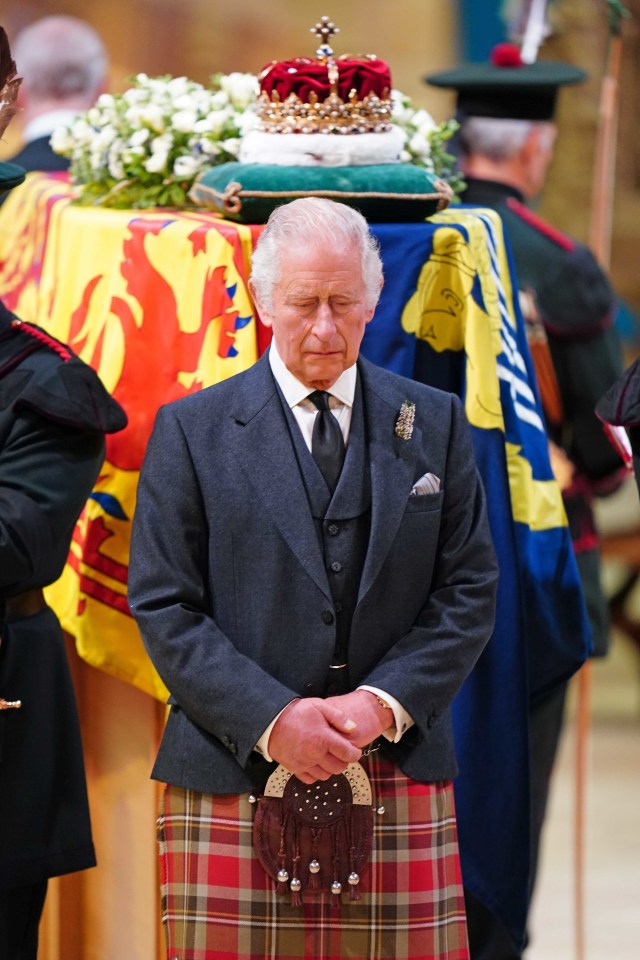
<box><xmin>189</xmin><ymin>162</ymin><xmax>452</xmax><ymax>224</ymax></box>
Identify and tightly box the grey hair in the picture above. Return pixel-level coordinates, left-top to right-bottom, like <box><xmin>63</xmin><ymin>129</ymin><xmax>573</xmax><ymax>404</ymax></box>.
<box><xmin>459</xmin><ymin>116</ymin><xmax>553</xmax><ymax>163</ymax></box>
<box><xmin>250</xmin><ymin>198</ymin><xmax>383</xmax><ymax>312</ymax></box>
<box><xmin>14</xmin><ymin>16</ymin><xmax>108</xmax><ymax>101</ymax></box>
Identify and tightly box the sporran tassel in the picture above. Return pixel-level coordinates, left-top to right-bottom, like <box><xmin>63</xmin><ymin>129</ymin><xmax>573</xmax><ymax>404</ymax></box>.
<box><xmin>290</xmin><ymin>821</ymin><xmax>303</xmax><ymax>906</ymax></box>
<box><xmin>276</xmin><ymin>811</ymin><xmax>290</xmax><ymax>895</ymax></box>
<box><xmin>347</xmin><ymin>812</ymin><xmax>361</xmax><ymax>901</ymax></box>
<box><xmin>308</xmin><ymin>829</ymin><xmax>322</xmax><ymax>891</ymax></box>
<box><xmin>330</xmin><ymin>824</ymin><xmax>342</xmax><ymax>912</ymax></box>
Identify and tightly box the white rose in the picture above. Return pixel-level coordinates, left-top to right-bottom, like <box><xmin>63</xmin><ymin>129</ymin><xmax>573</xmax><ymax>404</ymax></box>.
<box><xmin>96</xmin><ymin>93</ymin><xmax>115</xmax><ymax>110</ymax></box>
<box><xmin>93</xmin><ymin>125</ymin><xmax>117</xmax><ymax>150</ymax></box>
<box><xmin>129</xmin><ymin>128</ymin><xmax>150</xmax><ymax>147</ymax></box>
<box><xmin>196</xmin><ymin>139</ymin><xmax>222</xmax><ymax>157</ymax></box>
<box><xmin>390</xmin><ymin>90</ymin><xmax>415</xmax><ymax>126</ymax></box>
<box><xmin>219</xmin><ymin>72</ymin><xmax>258</xmax><ymax>109</ymax></box>
<box><xmin>237</xmin><ymin>109</ymin><xmax>257</xmax><ymax>136</ymax></box>
<box><xmin>123</xmin><ymin>86</ymin><xmax>148</xmax><ymax>106</ymax></box>
<box><xmin>122</xmin><ymin>145</ymin><xmax>146</xmax><ymax>160</ymax></box>
<box><xmin>50</xmin><ymin>127</ymin><xmax>74</xmax><ymax>154</ymax></box>
<box><xmin>173</xmin><ymin>154</ymin><xmax>202</xmax><ymax>178</ymax></box>
<box><xmin>173</xmin><ymin>93</ymin><xmax>199</xmax><ymax>112</ymax></box>
<box><xmin>172</xmin><ymin>110</ymin><xmax>198</xmax><ymax>133</ymax></box>
<box><xmin>137</xmin><ymin>104</ymin><xmax>165</xmax><ymax>132</ymax></box>
<box><xmin>70</xmin><ymin>118</ymin><xmax>93</xmax><ymax>144</ymax></box>
<box><xmin>108</xmin><ymin>153</ymin><xmax>125</xmax><ymax>180</ymax></box>
<box><xmin>210</xmin><ymin>90</ymin><xmax>230</xmax><ymax>110</ymax></box>
<box><xmin>200</xmin><ymin>108</ymin><xmax>232</xmax><ymax>136</ymax></box>
<box><xmin>219</xmin><ymin>137</ymin><xmax>240</xmax><ymax>157</ymax></box>
<box><xmin>167</xmin><ymin>76</ymin><xmax>192</xmax><ymax>98</ymax></box>
<box><xmin>144</xmin><ymin>133</ymin><xmax>173</xmax><ymax>172</ymax></box>
<box><xmin>412</xmin><ymin>109</ymin><xmax>437</xmax><ymax>135</ymax></box>
<box><xmin>144</xmin><ymin>151</ymin><xmax>168</xmax><ymax>174</ymax></box>
<box><xmin>408</xmin><ymin>132</ymin><xmax>431</xmax><ymax>159</ymax></box>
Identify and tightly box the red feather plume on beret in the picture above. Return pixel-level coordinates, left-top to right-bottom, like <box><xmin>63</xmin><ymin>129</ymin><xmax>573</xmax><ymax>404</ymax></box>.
<box><xmin>490</xmin><ymin>43</ymin><xmax>525</xmax><ymax>68</ymax></box>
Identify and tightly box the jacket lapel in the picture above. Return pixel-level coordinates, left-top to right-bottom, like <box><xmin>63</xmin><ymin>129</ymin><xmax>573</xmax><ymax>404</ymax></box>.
<box><xmin>357</xmin><ymin>357</ymin><xmax>422</xmax><ymax>603</ymax></box>
<box><xmin>229</xmin><ymin>355</ymin><xmax>331</xmax><ymax>600</ymax></box>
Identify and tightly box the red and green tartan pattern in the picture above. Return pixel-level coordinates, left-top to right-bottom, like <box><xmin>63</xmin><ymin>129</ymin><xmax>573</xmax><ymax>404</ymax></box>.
<box><xmin>157</xmin><ymin>754</ymin><xmax>469</xmax><ymax>960</ymax></box>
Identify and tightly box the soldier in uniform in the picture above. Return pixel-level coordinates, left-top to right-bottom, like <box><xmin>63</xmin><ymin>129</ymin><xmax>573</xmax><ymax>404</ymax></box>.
<box><xmin>426</xmin><ymin>45</ymin><xmax>626</xmax><ymax>959</ymax></box>
<box><xmin>0</xmin><ymin>28</ymin><xmax>127</xmax><ymax>959</ymax></box>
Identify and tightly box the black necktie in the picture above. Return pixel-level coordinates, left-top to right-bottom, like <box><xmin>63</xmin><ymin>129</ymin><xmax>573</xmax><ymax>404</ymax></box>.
<box><xmin>308</xmin><ymin>390</ymin><xmax>345</xmax><ymax>492</ymax></box>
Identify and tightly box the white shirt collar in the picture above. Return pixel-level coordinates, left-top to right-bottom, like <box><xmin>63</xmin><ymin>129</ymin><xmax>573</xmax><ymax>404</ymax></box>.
<box><xmin>268</xmin><ymin>338</ymin><xmax>357</xmax><ymax>409</ymax></box>
<box><xmin>23</xmin><ymin>109</ymin><xmax>81</xmax><ymax>144</ymax></box>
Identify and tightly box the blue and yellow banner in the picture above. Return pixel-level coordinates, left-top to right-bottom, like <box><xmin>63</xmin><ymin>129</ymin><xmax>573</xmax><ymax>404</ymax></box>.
<box><xmin>361</xmin><ymin>207</ymin><xmax>591</xmax><ymax>946</ymax></box>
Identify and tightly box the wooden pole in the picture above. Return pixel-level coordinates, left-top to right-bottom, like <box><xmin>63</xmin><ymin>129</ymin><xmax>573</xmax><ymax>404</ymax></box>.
<box><xmin>576</xmin><ymin>7</ymin><xmax>629</xmax><ymax>959</ymax></box>
<box><xmin>588</xmin><ymin>31</ymin><xmax>623</xmax><ymax>266</ymax></box>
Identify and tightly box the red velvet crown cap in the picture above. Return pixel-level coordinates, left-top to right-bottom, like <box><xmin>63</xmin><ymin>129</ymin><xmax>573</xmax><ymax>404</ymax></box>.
<box><xmin>258</xmin><ymin>56</ymin><xmax>391</xmax><ymax>103</ymax></box>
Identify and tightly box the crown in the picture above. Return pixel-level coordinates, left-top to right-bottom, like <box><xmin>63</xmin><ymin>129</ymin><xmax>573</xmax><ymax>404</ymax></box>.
<box><xmin>255</xmin><ymin>17</ymin><xmax>393</xmax><ymax>135</ymax></box>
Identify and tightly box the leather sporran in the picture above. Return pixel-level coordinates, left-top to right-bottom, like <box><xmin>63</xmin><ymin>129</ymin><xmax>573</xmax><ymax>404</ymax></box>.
<box><xmin>252</xmin><ymin>762</ymin><xmax>374</xmax><ymax>909</ymax></box>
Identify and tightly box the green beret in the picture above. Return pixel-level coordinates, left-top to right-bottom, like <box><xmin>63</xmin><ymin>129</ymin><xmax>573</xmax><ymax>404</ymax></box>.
<box><xmin>425</xmin><ymin>44</ymin><xmax>586</xmax><ymax>121</ymax></box>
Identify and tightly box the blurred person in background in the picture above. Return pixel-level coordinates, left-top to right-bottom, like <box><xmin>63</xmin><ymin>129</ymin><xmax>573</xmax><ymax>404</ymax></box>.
<box><xmin>427</xmin><ymin>46</ymin><xmax>626</xmax><ymax>959</ymax></box>
<box><xmin>0</xmin><ymin>26</ymin><xmax>126</xmax><ymax>959</ymax></box>
<box><xmin>2</xmin><ymin>14</ymin><xmax>108</xmax><ymax>177</ymax></box>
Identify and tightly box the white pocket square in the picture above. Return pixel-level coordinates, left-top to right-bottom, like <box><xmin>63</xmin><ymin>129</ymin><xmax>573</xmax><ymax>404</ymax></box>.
<box><xmin>410</xmin><ymin>472</ymin><xmax>441</xmax><ymax>496</ymax></box>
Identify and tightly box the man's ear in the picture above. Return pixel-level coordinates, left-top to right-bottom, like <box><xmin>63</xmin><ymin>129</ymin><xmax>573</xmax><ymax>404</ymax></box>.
<box><xmin>248</xmin><ymin>279</ymin><xmax>272</xmax><ymax>328</ymax></box>
<box><xmin>520</xmin><ymin>127</ymin><xmax>540</xmax><ymax>165</ymax></box>
<box><xmin>365</xmin><ymin>278</ymin><xmax>384</xmax><ymax>325</ymax></box>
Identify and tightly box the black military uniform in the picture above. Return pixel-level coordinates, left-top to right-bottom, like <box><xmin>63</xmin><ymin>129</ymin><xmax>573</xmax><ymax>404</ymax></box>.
<box><xmin>0</xmin><ymin>29</ymin><xmax>127</xmax><ymax>958</ymax></box>
<box><xmin>427</xmin><ymin>46</ymin><xmax>625</xmax><ymax>959</ymax></box>
<box><xmin>0</xmin><ymin>307</ymin><xmax>127</xmax><ymax>957</ymax></box>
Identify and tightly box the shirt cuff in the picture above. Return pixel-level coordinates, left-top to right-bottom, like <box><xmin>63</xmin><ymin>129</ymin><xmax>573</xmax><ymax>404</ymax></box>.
<box><xmin>254</xmin><ymin>703</ymin><xmax>293</xmax><ymax>762</ymax></box>
<box><xmin>358</xmin><ymin>685</ymin><xmax>414</xmax><ymax>743</ymax></box>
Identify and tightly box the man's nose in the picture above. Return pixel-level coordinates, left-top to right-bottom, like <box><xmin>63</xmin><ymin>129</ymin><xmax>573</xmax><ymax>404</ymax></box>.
<box><xmin>312</xmin><ymin>302</ymin><xmax>337</xmax><ymax>339</ymax></box>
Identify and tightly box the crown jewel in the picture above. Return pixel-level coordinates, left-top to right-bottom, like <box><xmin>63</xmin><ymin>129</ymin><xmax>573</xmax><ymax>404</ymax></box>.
<box><xmin>255</xmin><ymin>17</ymin><xmax>393</xmax><ymax>135</ymax></box>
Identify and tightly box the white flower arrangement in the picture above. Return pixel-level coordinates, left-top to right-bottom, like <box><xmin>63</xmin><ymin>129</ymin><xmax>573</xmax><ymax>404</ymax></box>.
<box><xmin>51</xmin><ymin>72</ymin><xmax>463</xmax><ymax>210</ymax></box>
<box><xmin>390</xmin><ymin>89</ymin><xmax>464</xmax><ymax>195</ymax></box>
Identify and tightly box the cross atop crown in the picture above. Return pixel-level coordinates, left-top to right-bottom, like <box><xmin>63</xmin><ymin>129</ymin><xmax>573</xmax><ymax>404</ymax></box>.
<box><xmin>310</xmin><ymin>16</ymin><xmax>339</xmax><ymax>60</ymax></box>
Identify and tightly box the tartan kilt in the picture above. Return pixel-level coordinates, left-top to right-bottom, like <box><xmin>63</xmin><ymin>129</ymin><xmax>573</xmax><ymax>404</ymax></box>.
<box><xmin>157</xmin><ymin>753</ymin><xmax>469</xmax><ymax>960</ymax></box>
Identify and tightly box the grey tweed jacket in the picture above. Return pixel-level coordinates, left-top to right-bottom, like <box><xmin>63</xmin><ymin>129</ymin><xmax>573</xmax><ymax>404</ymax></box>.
<box><xmin>128</xmin><ymin>352</ymin><xmax>498</xmax><ymax>794</ymax></box>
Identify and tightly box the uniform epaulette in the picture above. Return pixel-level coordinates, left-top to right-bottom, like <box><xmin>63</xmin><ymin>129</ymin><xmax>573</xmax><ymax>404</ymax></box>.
<box><xmin>506</xmin><ymin>197</ymin><xmax>575</xmax><ymax>252</ymax></box>
<box><xmin>1</xmin><ymin>313</ymin><xmax>127</xmax><ymax>435</ymax></box>
<box><xmin>11</xmin><ymin>318</ymin><xmax>72</xmax><ymax>361</ymax></box>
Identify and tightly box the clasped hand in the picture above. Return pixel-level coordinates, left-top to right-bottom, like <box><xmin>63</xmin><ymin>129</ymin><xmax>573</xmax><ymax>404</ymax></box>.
<box><xmin>267</xmin><ymin>691</ymin><xmax>392</xmax><ymax>784</ymax></box>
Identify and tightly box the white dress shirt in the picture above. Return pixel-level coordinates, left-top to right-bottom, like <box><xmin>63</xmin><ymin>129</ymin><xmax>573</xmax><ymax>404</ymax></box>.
<box><xmin>254</xmin><ymin>341</ymin><xmax>414</xmax><ymax>760</ymax></box>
